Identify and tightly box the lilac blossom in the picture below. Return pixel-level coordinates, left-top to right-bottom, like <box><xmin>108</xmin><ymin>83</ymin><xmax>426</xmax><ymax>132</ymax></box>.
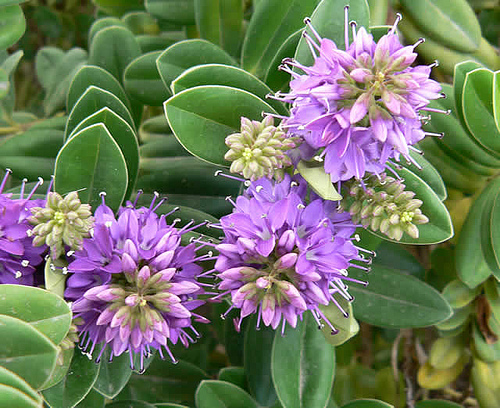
<box><xmin>0</xmin><ymin>170</ymin><xmax>47</xmax><ymax>286</ymax></box>
<box><xmin>274</xmin><ymin>11</ymin><xmax>444</xmax><ymax>182</ymax></box>
<box><xmin>212</xmin><ymin>175</ymin><xmax>369</xmax><ymax>333</ymax></box>
<box><xmin>65</xmin><ymin>193</ymin><xmax>210</xmax><ymax>370</ymax></box>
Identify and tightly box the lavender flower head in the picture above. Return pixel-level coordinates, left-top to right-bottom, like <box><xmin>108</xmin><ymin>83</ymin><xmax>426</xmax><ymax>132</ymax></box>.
<box><xmin>276</xmin><ymin>10</ymin><xmax>443</xmax><ymax>182</ymax></box>
<box><xmin>0</xmin><ymin>170</ymin><xmax>47</xmax><ymax>286</ymax></box>
<box><xmin>65</xmin><ymin>193</ymin><xmax>209</xmax><ymax>370</ymax></box>
<box><xmin>213</xmin><ymin>175</ymin><xmax>370</xmax><ymax>333</ymax></box>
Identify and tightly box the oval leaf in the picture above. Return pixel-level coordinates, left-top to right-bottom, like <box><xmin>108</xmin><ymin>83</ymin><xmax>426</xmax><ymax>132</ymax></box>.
<box><xmin>92</xmin><ymin>348</ymin><xmax>134</xmax><ymax>399</ymax></box>
<box><xmin>55</xmin><ymin>123</ymin><xmax>128</xmax><ymax>212</ymax></box>
<box><xmin>271</xmin><ymin>315</ymin><xmax>335</xmax><ymax>408</ymax></box>
<box><xmin>164</xmin><ymin>85</ymin><xmax>276</xmax><ymax>166</ymax></box>
<box><xmin>0</xmin><ymin>5</ymin><xmax>26</xmax><ymax>49</ymax></box>
<box><xmin>0</xmin><ymin>384</ymin><xmax>41</xmax><ymax>408</ymax></box>
<box><xmin>341</xmin><ymin>400</ymin><xmax>394</xmax><ymax>408</ymax></box>
<box><xmin>0</xmin><ymin>366</ymin><xmax>42</xmax><ymax>405</ymax></box>
<box><xmin>297</xmin><ymin>160</ymin><xmax>342</xmax><ymax>201</ymax></box>
<box><xmin>145</xmin><ymin>0</ymin><xmax>196</xmax><ymax>25</ymax></box>
<box><xmin>195</xmin><ymin>380</ymin><xmax>258</xmax><ymax>408</ymax></box>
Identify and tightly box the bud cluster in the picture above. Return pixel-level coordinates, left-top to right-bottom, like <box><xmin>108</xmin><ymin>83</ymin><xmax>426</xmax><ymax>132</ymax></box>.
<box><xmin>343</xmin><ymin>173</ymin><xmax>428</xmax><ymax>240</ymax></box>
<box><xmin>225</xmin><ymin>116</ymin><xmax>300</xmax><ymax>181</ymax></box>
<box><xmin>29</xmin><ymin>191</ymin><xmax>94</xmax><ymax>259</ymax></box>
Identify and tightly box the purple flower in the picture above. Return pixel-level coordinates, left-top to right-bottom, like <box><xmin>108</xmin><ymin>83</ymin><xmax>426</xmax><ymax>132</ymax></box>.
<box><xmin>275</xmin><ymin>12</ymin><xmax>443</xmax><ymax>182</ymax></box>
<box><xmin>65</xmin><ymin>194</ymin><xmax>209</xmax><ymax>370</ymax></box>
<box><xmin>0</xmin><ymin>170</ymin><xmax>47</xmax><ymax>286</ymax></box>
<box><xmin>213</xmin><ymin>176</ymin><xmax>368</xmax><ymax>333</ymax></box>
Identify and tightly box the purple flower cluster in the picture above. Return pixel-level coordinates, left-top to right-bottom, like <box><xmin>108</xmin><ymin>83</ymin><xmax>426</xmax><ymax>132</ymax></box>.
<box><xmin>276</xmin><ymin>13</ymin><xmax>442</xmax><ymax>182</ymax></box>
<box><xmin>65</xmin><ymin>194</ymin><xmax>208</xmax><ymax>370</ymax></box>
<box><xmin>0</xmin><ymin>170</ymin><xmax>46</xmax><ymax>286</ymax></box>
<box><xmin>213</xmin><ymin>175</ymin><xmax>368</xmax><ymax>333</ymax></box>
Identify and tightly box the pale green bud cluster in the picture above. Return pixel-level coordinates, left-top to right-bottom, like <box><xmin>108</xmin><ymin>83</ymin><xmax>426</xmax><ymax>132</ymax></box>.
<box><xmin>224</xmin><ymin>116</ymin><xmax>300</xmax><ymax>181</ymax></box>
<box><xmin>343</xmin><ymin>173</ymin><xmax>428</xmax><ymax>240</ymax></box>
<box><xmin>29</xmin><ymin>191</ymin><xmax>94</xmax><ymax>259</ymax></box>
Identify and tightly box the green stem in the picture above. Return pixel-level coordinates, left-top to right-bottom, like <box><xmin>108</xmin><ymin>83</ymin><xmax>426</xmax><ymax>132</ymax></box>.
<box><xmin>368</xmin><ymin>0</ymin><xmax>389</xmax><ymax>26</ymax></box>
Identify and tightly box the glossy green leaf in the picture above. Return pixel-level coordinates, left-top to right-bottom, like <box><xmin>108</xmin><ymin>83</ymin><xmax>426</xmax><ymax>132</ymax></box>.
<box><xmin>195</xmin><ymin>380</ymin><xmax>258</xmax><ymax>408</ymax></box>
<box><xmin>371</xmin><ymin>166</ymin><xmax>453</xmax><ymax>244</ymax></box>
<box><xmin>107</xmin><ymin>401</ymin><xmax>156</xmax><ymax>408</ymax></box>
<box><xmin>492</xmin><ymin>70</ymin><xmax>500</xmax><ymax>137</ymax></box>
<box><xmin>0</xmin><ymin>67</ymin><xmax>8</xmax><ymax>99</ymax></box>
<box><xmin>0</xmin><ymin>157</ymin><xmax>54</xmax><ymax>181</ymax></box>
<box><xmin>341</xmin><ymin>400</ymin><xmax>393</xmax><ymax>408</ymax></box>
<box><xmin>171</xmin><ymin>63</ymin><xmax>287</xmax><ymax>115</ymax></box>
<box><xmin>295</xmin><ymin>0</ymin><xmax>370</xmax><ymax>67</ymax></box>
<box><xmin>40</xmin><ymin>348</ymin><xmax>74</xmax><ymax>391</ymax></box>
<box><xmin>122</xmin><ymin>11</ymin><xmax>160</xmax><ymax>35</ymax></box>
<box><xmin>55</xmin><ymin>123</ymin><xmax>128</xmax><ymax>211</ymax></box>
<box><xmin>349</xmin><ymin>264</ymin><xmax>452</xmax><ymax>328</ymax></box>
<box><xmin>136</xmin><ymin>33</ymin><xmax>183</xmax><ymax>53</ymax></box>
<box><xmin>0</xmin><ymin>128</ymin><xmax>63</xmax><ymax>160</ymax></box>
<box><xmin>164</xmin><ymin>85</ymin><xmax>276</xmax><ymax>166</ymax></box>
<box><xmin>374</xmin><ymin>241</ymin><xmax>425</xmax><ymax>279</ymax></box>
<box><xmin>93</xmin><ymin>349</ymin><xmax>134</xmax><ymax>399</ymax></box>
<box><xmin>65</xmin><ymin>85</ymin><xmax>135</xmax><ymax>139</ymax></box>
<box><xmin>42</xmin><ymin>349</ymin><xmax>100</xmax><ymax>408</ymax></box>
<box><xmin>145</xmin><ymin>0</ymin><xmax>196</xmax><ymax>25</ymax></box>
<box><xmin>241</xmin><ymin>0</ymin><xmax>319</xmax><ymax>77</ymax></box>
<box><xmin>68</xmin><ymin>107</ymin><xmax>139</xmax><ymax>201</ymax></box>
<box><xmin>218</xmin><ymin>367</ymin><xmax>246</xmax><ymax>390</ymax></box>
<box><xmin>415</xmin><ymin>400</ymin><xmax>463</xmax><ymax>408</ymax></box>
<box><xmin>156</xmin><ymin>39</ymin><xmax>236</xmax><ymax>92</ymax></box>
<box><xmin>0</xmin><ymin>5</ymin><xmax>26</xmax><ymax>49</ymax></box>
<box><xmin>74</xmin><ymin>388</ymin><xmax>105</xmax><ymax>408</ymax></box>
<box><xmin>492</xmin><ymin>191</ymin><xmax>500</xmax><ymax>280</ymax></box>
<box><xmin>481</xmin><ymin>181</ymin><xmax>500</xmax><ymax>278</ymax></box>
<box><xmin>0</xmin><ymin>315</ymin><xmax>58</xmax><ymax>390</ymax></box>
<box><xmin>297</xmin><ymin>160</ymin><xmax>342</xmax><ymax>201</ymax></box>
<box><xmin>399</xmin><ymin>0</ymin><xmax>481</xmax><ymax>52</ymax></box>
<box><xmin>88</xmin><ymin>17</ymin><xmax>126</xmax><ymax>44</ymax></box>
<box><xmin>0</xmin><ymin>366</ymin><xmax>42</xmax><ymax>405</ymax></box>
<box><xmin>462</xmin><ymin>68</ymin><xmax>500</xmax><ymax>157</ymax></box>
<box><xmin>244</xmin><ymin>317</ymin><xmax>277</xmax><ymax>406</ymax></box>
<box><xmin>154</xmin><ymin>404</ymin><xmax>189</xmax><ymax>408</ymax></box>
<box><xmin>0</xmin><ymin>384</ymin><xmax>41</xmax><ymax>408</ymax></box>
<box><xmin>124</xmin><ymin>51</ymin><xmax>170</xmax><ymax>106</ymax></box>
<box><xmin>453</xmin><ymin>61</ymin><xmax>483</xmax><ymax>127</ymax></box>
<box><xmin>88</xmin><ymin>26</ymin><xmax>141</xmax><ymax>83</ymax></box>
<box><xmin>320</xmin><ymin>298</ymin><xmax>359</xmax><ymax>346</ymax></box>
<box><xmin>272</xmin><ymin>315</ymin><xmax>335</xmax><ymax>408</ymax></box>
<box><xmin>67</xmin><ymin>65</ymin><xmax>131</xmax><ymax>112</ymax></box>
<box><xmin>0</xmin><ymin>284</ymin><xmax>71</xmax><ymax>345</ymax></box>
<box><xmin>455</xmin><ymin>178</ymin><xmax>498</xmax><ymax>288</ymax></box>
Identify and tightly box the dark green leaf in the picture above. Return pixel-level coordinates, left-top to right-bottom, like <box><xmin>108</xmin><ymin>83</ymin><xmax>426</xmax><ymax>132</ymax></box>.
<box><xmin>349</xmin><ymin>264</ymin><xmax>453</xmax><ymax>328</ymax></box>
<box><xmin>453</xmin><ymin>60</ymin><xmax>483</xmax><ymax>128</ymax></box>
<box><xmin>218</xmin><ymin>367</ymin><xmax>246</xmax><ymax>390</ymax></box>
<box><xmin>0</xmin><ymin>284</ymin><xmax>71</xmax><ymax>345</ymax></box>
<box><xmin>74</xmin><ymin>389</ymin><xmax>105</xmax><ymax>408</ymax></box>
<box><xmin>55</xmin><ymin>123</ymin><xmax>128</xmax><ymax>211</ymax></box>
<box><xmin>244</xmin><ymin>316</ymin><xmax>277</xmax><ymax>406</ymax></box>
<box><xmin>88</xmin><ymin>17</ymin><xmax>126</xmax><ymax>44</ymax></box>
<box><xmin>241</xmin><ymin>0</ymin><xmax>319</xmax><ymax>77</ymax></box>
<box><xmin>67</xmin><ymin>65</ymin><xmax>131</xmax><ymax>112</ymax></box>
<box><xmin>341</xmin><ymin>400</ymin><xmax>393</xmax><ymax>408</ymax></box>
<box><xmin>0</xmin><ymin>315</ymin><xmax>58</xmax><ymax>390</ymax></box>
<box><xmin>40</xmin><ymin>348</ymin><xmax>74</xmax><ymax>391</ymax></box>
<box><xmin>124</xmin><ymin>51</ymin><xmax>170</xmax><ymax>106</ymax></box>
<box><xmin>415</xmin><ymin>400</ymin><xmax>463</xmax><ymax>408</ymax></box>
<box><xmin>271</xmin><ymin>315</ymin><xmax>335</xmax><ymax>408</ymax></box>
<box><xmin>107</xmin><ymin>401</ymin><xmax>156</xmax><ymax>408</ymax></box>
<box><xmin>0</xmin><ymin>384</ymin><xmax>41</xmax><ymax>408</ymax></box>
<box><xmin>136</xmin><ymin>33</ymin><xmax>183</xmax><ymax>53</ymax></box>
<box><xmin>42</xmin><ymin>349</ymin><xmax>100</xmax><ymax>408</ymax></box>
<box><xmin>156</xmin><ymin>39</ymin><xmax>236</xmax><ymax>92</ymax></box>
<box><xmin>65</xmin><ymin>85</ymin><xmax>135</xmax><ymax>139</ymax></box>
<box><xmin>0</xmin><ymin>5</ymin><xmax>26</xmax><ymax>49</ymax></box>
<box><xmin>88</xmin><ymin>26</ymin><xmax>142</xmax><ymax>83</ymax></box>
<box><xmin>0</xmin><ymin>365</ymin><xmax>42</xmax><ymax>405</ymax></box>
<box><xmin>195</xmin><ymin>380</ymin><xmax>258</xmax><ymax>408</ymax></box>
<box><xmin>164</xmin><ymin>85</ymin><xmax>276</xmax><ymax>166</ymax></box>
<box><xmin>171</xmin><ymin>63</ymin><xmax>287</xmax><ymax>115</ymax></box>
<box><xmin>0</xmin><ymin>128</ymin><xmax>63</xmax><ymax>158</ymax></box>
<box><xmin>145</xmin><ymin>0</ymin><xmax>196</xmax><ymax>25</ymax></box>
<box><xmin>92</xmin><ymin>0</ymin><xmax>143</xmax><ymax>17</ymax></box>
<box><xmin>92</xmin><ymin>348</ymin><xmax>134</xmax><ymax>399</ymax></box>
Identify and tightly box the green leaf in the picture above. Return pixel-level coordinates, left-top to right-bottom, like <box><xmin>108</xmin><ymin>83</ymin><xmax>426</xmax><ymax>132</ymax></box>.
<box><xmin>42</xmin><ymin>349</ymin><xmax>100</xmax><ymax>408</ymax></box>
<box><xmin>156</xmin><ymin>39</ymin><xmax>236</xmax><ymax>92</ymax></box>
<box><xmin>319</xmin><ymin>298</ymin><xmax>359</xmax><ymax>346</ymax></box>
<box><xmin>68</xmin><ymin>107</ymin><xmax>139</xmax><ymax>201</ymax></box>
<box><xmin>294</xmin><ymin>0</ymin><xmax>370</xmax><ymax>67</ymax></box>
<box><xmin>154</xmin><ymin>404</ymin><xmax>189</xmax><ymax>408</ymax></box>
<box><xmin>40</xmin><ymin>348</ymin><xmax>74</xmax><ymax>391</ymax></box>
<box><xmin>194</xmin><ymin>0</ymin><xmax>243</xmax><ymax>57</ymax></box>
<box><xmin>453</xmin><ymin>61</ymin><xmax>484</xmax><ymax>127</ymax></box>
<box><xmin>88</xmin><ymin>17</ymin><xmax>126</xmax><ymax>44</ymax></box>
<box><xmin>164</xmin><ymin>85</ymin><xmax>276</xmax><ymax>166</ymax></box>
<box><xmin>0</xmin><ymin>284</ymin><xmax>71</xmax><ymax>345</ymax></box>
<box><xmin>136</xmin><ymin>33</ymin><xmax>183</xmax><ymax>53</ymax></box>
<box><xmin>492</xmin><ymin>190</ymin><xmax>500</xmax><ymax>279</ymax></box>
<box><xmin>481</xmin><ymin>180</ymin><xmax>500</xmax><ymax>278</ymax></box>
<box><xmin>124</xmin><ymin>51</ymin><xmax>170</xmax><ymax>106</ymax></box>
<box><xmin>0</xmin><ymin>5</ymin><xmax>26</xmax><ymax>49</ymax></box>
<box><xmin>371</xmin><ymin>166</ymin><xmax>454</xmax><ymax>245</ymax></box>
<box><xmin>67</xmin><ymin>65</ymin><xmax>131</xmax><ymax>112</ymax></box>
<box><xmin>218</xmin><ymin>367</ymin><xmax>246</xmax><ymax>390</ymax></box>
<box><xmin>0</xmin><ymin>366</ymin><xmax>42</xmax><ymax>406</ymax></box>
<box><xmin>348</xmin><ymin>264</ymin><xmax>453</xmax><ymax>328</ymax></box>
<box><xmin>122</xmin><ymin>11</ymin><xmax>160</xmax><ymax>35</ymax></box>
<box><xmin>92</xmin><ymin>0</ymin><xmax>143</xmax><ymax>17</ymax></box>
<box><xmin>55</xmin><ymin>123</ymin><xmax>128</xmax><ymax>212</ymax></box>
<box><xmin>399</xmin><ymin>0</ymin><xmax>481</xmax><ymax>53</ymax></box>
<box><xmin>271</xmin><ymin>315</ymin><xmax>335</xmax><ymax>408</ymax></box>
<box><xmin>492</xmin><ymin>70</ymin><xmax>500</xmax><ymax>136</ymax></box>
<box><xmin>195</xmin><ymin>380</ymin><xmax>259</xmax><ymax>408</ymax></box>
<box><xmin>65</xmin><ymin>85</ymin><xmax>135</xmax><ymax>140</ymax></box>
<box><xmin>455</xmin><ymin>178</ymin><xmax>498</xmax><ymax>288</ymax></box>
<box><xmin>0</xmin><ymin>315</ymin><xmax>58</xmax><ymax>390</ymax></box>
<box><xmin>0</xmin><ymin>384</ymin><xmax>41</xmax><ymax>408</ymax></box>
<box><xmin>171</xmin><ymin>63</ymin><xmax>287</xmax><ymax>115</ymax></box>
<box><xmin>74</xmin><ymin>388</ymin><xmax>105</xmax><ymax>408</ymax></box>
<box><xmin>241</xmin><ymin>0</ymin><xmax>320</xmax><ymax>77</ymax></box>
<box><xmin>462</xmin><ymin>68</ymin><xmax>500</xmax><ymax>157</ymax></box>
<box><xmin>415</xmin><ymin>400</ymin><xmax>463</xmax><ymax>408</ymax></box>
<box><xmin>145</xmin><ymin>0</ymin><xmax>196</xmax><ymax>25</ymax></box>
<box><xmin>34</xmin><ymin>48</ymin><xmax>66</xmax><ymax>88</ymax></box>
<box><xmin>244</xmin><ymin>316</ymin><xmax>277</xmax><ymax>406</ymax></box>
<box><xmin>297</xmin><ymin>160</ymin><xmax>342</xmax><ymax>201</ymax></box>
<box><xmin>341</xmin><ymin>400</ymin><xmax>393</xmax><ymax>408</ymax></box>
<box><xmin>0</xmin><ymin>67</ymin><xmax>8</xmax><ymax>100</ymax></box>
<box><xmin>92</xmin><ymin>348</ymin><xmax>134</xmax><ymax>399</ymax></box>
<box><xmin>88</xmin><ymin>26</ymin><xmax>142</xmax><ymax>83</ymax></box>
<box><xmin>441</xmin><ymin>279</ymin><xmax>479</xmax><ymax>309</ymax></box>
<box><xmin>473</xmin><ymin>321</ymin><xmax>500</xmax><ymax>362</ymax></box>
<box><xmin>107</xmin><ymin>401</ymin><xmax>156</xmax><ymax>408</ymax></box>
